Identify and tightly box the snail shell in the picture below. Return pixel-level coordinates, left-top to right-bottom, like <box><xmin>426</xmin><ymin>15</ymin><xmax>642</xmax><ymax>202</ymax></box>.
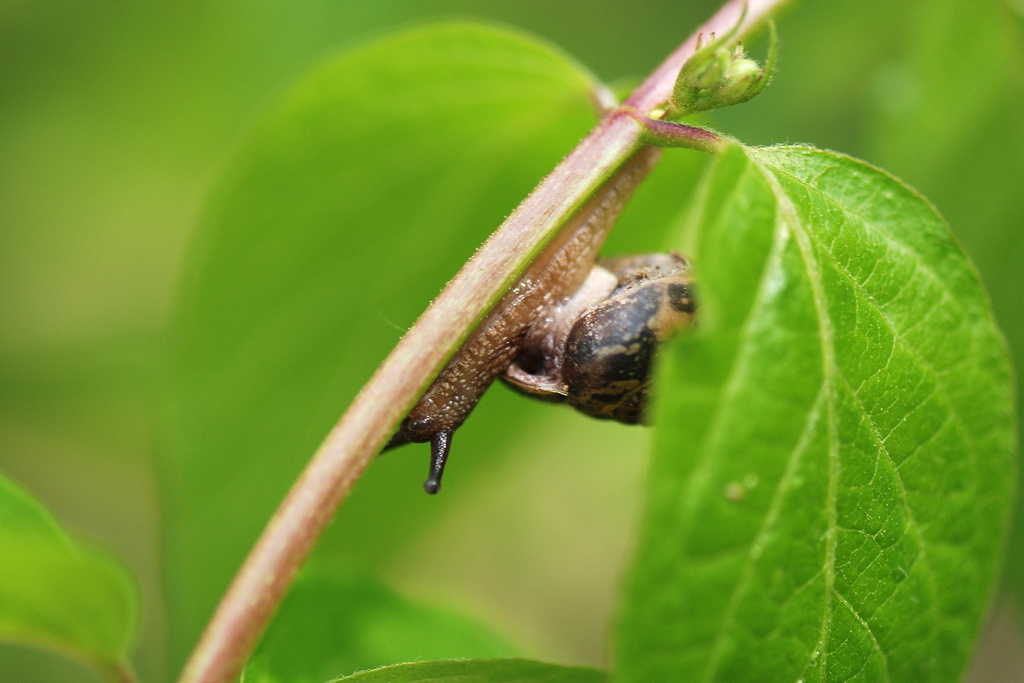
<box><xmin>504</xmin><ymin>252</ymin><xmax>695</xmax><ymax>423</ymax></box>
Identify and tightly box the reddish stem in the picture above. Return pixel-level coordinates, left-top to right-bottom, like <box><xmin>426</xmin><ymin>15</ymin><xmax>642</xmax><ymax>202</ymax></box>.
<box><xmin>176</xmin><ymin>2</ymin><xmax>787</xmax><ymax>682</ymax></box>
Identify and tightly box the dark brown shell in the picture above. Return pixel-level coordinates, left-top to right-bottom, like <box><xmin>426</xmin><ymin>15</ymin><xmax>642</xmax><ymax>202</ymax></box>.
<box><xmin>562</xmin><ymin>269</ymin><xmax>694</xmax><ymax>423</ymax></box>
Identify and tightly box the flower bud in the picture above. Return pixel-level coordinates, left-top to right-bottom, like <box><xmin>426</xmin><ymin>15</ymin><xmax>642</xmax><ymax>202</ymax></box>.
<box><xmin>669</xmin><ymin>20</ymin><xmax>776</xmax><ymax>117</ymax></box>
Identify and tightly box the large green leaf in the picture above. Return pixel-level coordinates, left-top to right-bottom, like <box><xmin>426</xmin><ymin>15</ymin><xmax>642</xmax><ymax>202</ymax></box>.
<box><xmin>615</xmin><ymin>145</ymin><xmax>1015</xmax><ymax>681</ymax></box>
<box><xmin>163</xmin><ymin>22</ymin><xmax>600</xmax><ymax>669</ymax></box>
<box><xmin>0</xmin><ymin>473</ymin><xmax>137</xmax><ymax>680</ymax></box>
<box><xmin>243</xmin><ymin>569</ymin><xmax>517</xmax><ymax>683</ymax></box>
<box><xmin>330</xmin><ymin>658</ymin><xmax>607</xmax><ymax>683</ymax></box>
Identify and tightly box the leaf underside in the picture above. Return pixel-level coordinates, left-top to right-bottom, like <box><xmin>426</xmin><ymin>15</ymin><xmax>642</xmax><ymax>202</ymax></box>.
<box><xmin>616</xmin><ymin>144</ymin><xmax>1015</xmax><ymax>682</ymax></box>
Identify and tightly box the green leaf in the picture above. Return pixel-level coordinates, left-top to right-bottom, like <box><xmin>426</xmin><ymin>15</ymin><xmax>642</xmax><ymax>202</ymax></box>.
<box><xmin>0</xmin><ymin>473</ymin><xmax>137</xmax><ymax>679</ymax></box>
<box><xmin>329</xmin><ymin>658</ymin><xmax>607</xmax><ymax>683</ymax></box>
<box><xmin>243</xmin><ymin>569</ymin><xmax>518</xmax><ymax>683</ymax></box>
<box><xmin>616</xmin><ymin>145</ymin><xmax>1016</xmax><ymax>682</ymax></box>
<box><xmin>163</xmin><ymin>21</ymin><xmax>599</xmax><ymax>669</ymax></box>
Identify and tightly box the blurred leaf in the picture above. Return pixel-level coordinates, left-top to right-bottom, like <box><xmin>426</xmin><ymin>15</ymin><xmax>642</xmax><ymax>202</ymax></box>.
<box><xmin>0</xmin><ymin>473</ymin><xmax>137</xmax><ymax>680</ymax></box>
<box><xmin>164</xmin><ymin>21</ymin><xmax>600</xmax><ymax>669</ymax></box>
<box><xmin>615</xmin><ymin>145</ymin><xmax>1015</xmax><ymax>681</ymax></box>
<box><xmin>329</xmin><ymin>658</ymin><xmax>607</xmax><ymax>683</ymax></box>
<box><xmin>243</xmin><ymin>569</ymin><xmax>517</xmax><ymax>683</ymax></box>
<box><xmin>862</xmin><ymin>0</ymin><xmax>1024</xmax><ymax>610</ymax></box>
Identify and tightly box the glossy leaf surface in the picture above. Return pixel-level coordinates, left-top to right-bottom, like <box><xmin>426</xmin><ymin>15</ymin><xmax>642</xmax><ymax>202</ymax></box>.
<box><xmin>0</xmin><ymin>474</ymin><xmax>137</xmax><ymax>679</ymax></box>
<box><xmin>616</xmin><ymin>145</ymin><xmax>1015</xmax><ymax>682</ymax></box>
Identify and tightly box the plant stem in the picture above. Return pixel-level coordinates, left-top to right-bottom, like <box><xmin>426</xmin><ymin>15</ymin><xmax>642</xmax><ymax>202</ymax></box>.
<box><xmin>624</xmin><ymin>108</ymin><xmax>728</xmax><ymax>153</ymax></box>
<box><xmin>176</xmin><ymin>2</ymin><xmax>788</xmax><ymax>682</ymax></box>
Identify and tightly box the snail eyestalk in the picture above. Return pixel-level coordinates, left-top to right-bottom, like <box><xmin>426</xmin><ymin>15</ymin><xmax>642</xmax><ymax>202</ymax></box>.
<box><xmin>424</xmin><ymin>430</ymin><xmax>452</xmax><ymax>494</ymax></box>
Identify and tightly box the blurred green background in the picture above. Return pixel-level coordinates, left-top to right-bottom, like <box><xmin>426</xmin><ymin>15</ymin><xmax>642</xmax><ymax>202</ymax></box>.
<box><xmin>1</xmin><ymin>1</ymin><xmax>1022</xmax><ymax>681</ymax></box>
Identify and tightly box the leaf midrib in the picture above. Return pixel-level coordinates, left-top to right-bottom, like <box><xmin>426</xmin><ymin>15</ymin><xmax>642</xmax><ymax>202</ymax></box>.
<box><xmin>755</xmin><ymin>149</ymin><xmax>960</xmax><ymax>681</ymax></box>
<box><xmin>697</xmin><ymin>157</ymin><xmax>833</xmax><ymax>682</ymax></box>
<box><xmin>755</xmin><ymin>157</ymin><xmax>861</xmax><ymax>682</ymax></box>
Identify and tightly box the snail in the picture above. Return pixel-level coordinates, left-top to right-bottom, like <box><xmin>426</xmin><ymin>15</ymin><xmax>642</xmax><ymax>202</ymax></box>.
<box><xmin>382</xmin><ymin>147</ymin><xmax>695</xmax><ymax>493</ymax></box>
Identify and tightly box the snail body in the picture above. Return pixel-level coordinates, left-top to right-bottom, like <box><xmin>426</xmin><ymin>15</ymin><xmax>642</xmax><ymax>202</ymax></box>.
<box><xmin>387</xmin><ymin>249</ymin><xmax>695</xmax><ymax>494</ymax></box>
<box><xmin>384</xmin><ymin>148</ymin><xmax>694</xmax><ymax>493</ymax></box>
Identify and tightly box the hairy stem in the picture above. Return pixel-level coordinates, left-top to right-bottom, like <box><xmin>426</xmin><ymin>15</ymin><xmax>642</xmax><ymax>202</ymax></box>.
<box><xmin>176</xmin><ymin>2</ymin><xmax>788</xmax><ymax>682</ymax></box>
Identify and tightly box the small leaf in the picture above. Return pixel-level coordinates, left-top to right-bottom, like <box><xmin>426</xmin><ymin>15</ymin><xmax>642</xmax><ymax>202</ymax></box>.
<box><xmin>616</xmin><ymin>145</ymin><xmax>1015</xmax><ymax>682</ymax></box>
<box><xmin>0</xmin><ymin>473</ymin><xmax>138</xmax><ymax>679</ymax></box>
<box><xmin>330</xmin><ymin>658</ymin><xmax>607</xmax><ymax>683</ymax></box>
<box><xmin>243</xmin><ymin>569</ymin><xmax>517</xmax><ymax>683</ymax></box>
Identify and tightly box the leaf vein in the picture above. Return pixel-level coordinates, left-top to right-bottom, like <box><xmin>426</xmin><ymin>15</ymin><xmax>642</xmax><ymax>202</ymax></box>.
<box><xmin>835</xmin><ymin>590</ymin><xmax>890</xmax><ymax>681</ymax></box>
